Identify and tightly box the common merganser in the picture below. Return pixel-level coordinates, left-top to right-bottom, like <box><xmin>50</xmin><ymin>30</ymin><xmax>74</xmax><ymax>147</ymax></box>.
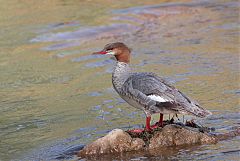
<box><xmin>93</xmin><ymin>42</ymin><xmax>212</xmax><ymax>132</ymax></box>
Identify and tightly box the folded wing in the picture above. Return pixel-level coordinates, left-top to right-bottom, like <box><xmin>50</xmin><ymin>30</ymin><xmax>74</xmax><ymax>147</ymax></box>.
<box><xmin>121</xmin><ymin>72</ymin><xmax>211</xmax><ymax>117</ymax></box>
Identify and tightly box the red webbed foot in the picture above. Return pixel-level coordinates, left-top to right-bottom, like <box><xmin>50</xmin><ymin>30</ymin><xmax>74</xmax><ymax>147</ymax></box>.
<box><xmin>128</xmin><ymin>128</ymin><xmax>145</xmax><ymax>134</ymax></box>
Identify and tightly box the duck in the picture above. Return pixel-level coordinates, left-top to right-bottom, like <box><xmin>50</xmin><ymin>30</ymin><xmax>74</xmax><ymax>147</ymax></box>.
<box><xmin>93</xmin><ymin>42</ymin><xmax>211</xmax><ymax>132</ymax></box>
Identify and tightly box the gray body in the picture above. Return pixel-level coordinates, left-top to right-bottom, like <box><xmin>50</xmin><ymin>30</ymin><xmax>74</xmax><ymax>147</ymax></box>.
<box><xmin>112</xmin><ymin>62</ymin><xmax>211</xmax><ymax>117</ymax></box>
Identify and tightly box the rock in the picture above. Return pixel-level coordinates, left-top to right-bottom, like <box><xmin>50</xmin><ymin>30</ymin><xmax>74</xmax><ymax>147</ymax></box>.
<box><xmin>77</xmin><ymin>129</ymin><xmax>145</xmax><ymax>157</ymax></box>
<box><xmin>213</xmin><ymin>127</ymin><xmax>240</xmax><ymax>141</ymax></box>
<box><xmin>149</xmin><ymin>125</ymin><xmax>216</xmax><ymax>149</ymax></box>
<box><xmin>77</xmin><ymin>125</ymin><xmax>240</xmax><ymax>158</ymax></box>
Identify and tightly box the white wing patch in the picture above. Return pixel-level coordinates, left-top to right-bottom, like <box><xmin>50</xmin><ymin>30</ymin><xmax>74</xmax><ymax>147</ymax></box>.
<box><xmin>148</xmin><ymin>95</ymin><xmax>169</xmax><ymax>102</ymax></box>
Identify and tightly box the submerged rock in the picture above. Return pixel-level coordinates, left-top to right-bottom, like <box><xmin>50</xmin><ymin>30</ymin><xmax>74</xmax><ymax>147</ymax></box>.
<box><xmin>77</xmin><ymin>124</ymin><xmax>240</xmax><ymax>158</ymax></box>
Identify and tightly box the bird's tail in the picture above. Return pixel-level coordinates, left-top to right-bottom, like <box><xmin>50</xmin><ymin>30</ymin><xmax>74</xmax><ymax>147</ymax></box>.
<box><xmin>184</xmin><ymin>102</ymin><xmax>212</xmax><ymax>118</ymax></box>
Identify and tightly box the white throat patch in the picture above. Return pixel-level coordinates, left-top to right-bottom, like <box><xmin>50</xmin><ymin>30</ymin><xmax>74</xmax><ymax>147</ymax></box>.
<box><xmin>106</xmin><ymin>51</ymin><xmax>115</xmax><ymax>55</ymax></box>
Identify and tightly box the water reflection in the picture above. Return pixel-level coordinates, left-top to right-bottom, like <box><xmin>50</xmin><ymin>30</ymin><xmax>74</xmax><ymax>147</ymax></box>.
<box><xmin>0</xmin><ymin>0</ymin><xmax>239</xmax><ymax>160</ymax></box>
<box><xmin>31</xmin><ymin>24</ymin><xmax>140</xmax><ymax>51</ymax></box>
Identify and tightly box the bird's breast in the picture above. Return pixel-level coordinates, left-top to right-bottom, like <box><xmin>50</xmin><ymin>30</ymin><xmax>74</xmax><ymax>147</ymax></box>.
<box><xmin>118</xmin><ymin>94</ymin><xmax>145</xmax><ymax>110</ymax></box>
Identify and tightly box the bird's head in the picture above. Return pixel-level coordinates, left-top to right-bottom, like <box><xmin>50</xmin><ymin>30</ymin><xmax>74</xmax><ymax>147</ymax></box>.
<box><xmin>93</xmin><ymin>42</ymin><xmax>131</xmax><ymax>63</ymax></box>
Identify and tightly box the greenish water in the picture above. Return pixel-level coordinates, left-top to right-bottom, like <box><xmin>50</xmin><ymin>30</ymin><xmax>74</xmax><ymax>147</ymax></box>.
<box><xmin>0</xmin><ymin>0</ymin><xmax>239</xmax><ymax>160</ymax></box>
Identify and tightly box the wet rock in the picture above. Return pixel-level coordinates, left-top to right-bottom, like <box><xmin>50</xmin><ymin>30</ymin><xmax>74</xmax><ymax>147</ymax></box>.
<box><xmin>77</xmin><ymin>129</ymin><xmax>145</xmax><ymax>157</ymax></box>
<box><xmin>78</xmin><ymin>123</ymin><xmax>240</xmax><ymax>158</ymax></box>
<box><xmin>77</xmin><ymin>125</ymin><xmax>217</xmax><ymax>157</ymax></box>
<box><xmin>149</xmin><ymin>125</ymin><xmax>217</xmax><ymax>149</ymax></box>
<box><xmin>213</xmin><ymin>127</ymin><xmax>240</xmax><ymax>141</ymax></box>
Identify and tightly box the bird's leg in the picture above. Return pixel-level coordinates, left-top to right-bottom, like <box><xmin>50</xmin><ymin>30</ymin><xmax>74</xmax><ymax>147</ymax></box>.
<box><xmin>145</xmin><ymin>116</ymin><xmax>152</xmax><ymax>131</ymax></box>
<box><xmin>158</xmin><ymin>113</ymin><xmax>164</xmax><ymax>127</ymax></box>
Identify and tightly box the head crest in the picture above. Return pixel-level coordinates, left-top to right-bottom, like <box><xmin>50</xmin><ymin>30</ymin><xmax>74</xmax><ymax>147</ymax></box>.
<box><xmin>104</xmin><ymin>42</ymin><xmax>131</xmax><ymax>52</ymax></box>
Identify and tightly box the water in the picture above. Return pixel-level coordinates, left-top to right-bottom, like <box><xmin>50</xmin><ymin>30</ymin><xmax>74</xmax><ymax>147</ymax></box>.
<box><xmin>0</xmin><ymin>0</ymin><xmax>239</xmax><ymax>160</ymax></box>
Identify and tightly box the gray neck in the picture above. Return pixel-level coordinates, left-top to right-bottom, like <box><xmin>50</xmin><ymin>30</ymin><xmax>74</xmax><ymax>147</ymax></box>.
<box><xmin>112</xmin><ymin>61</ymin><xmax>131</xmax><ymax>91</ymax></box>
